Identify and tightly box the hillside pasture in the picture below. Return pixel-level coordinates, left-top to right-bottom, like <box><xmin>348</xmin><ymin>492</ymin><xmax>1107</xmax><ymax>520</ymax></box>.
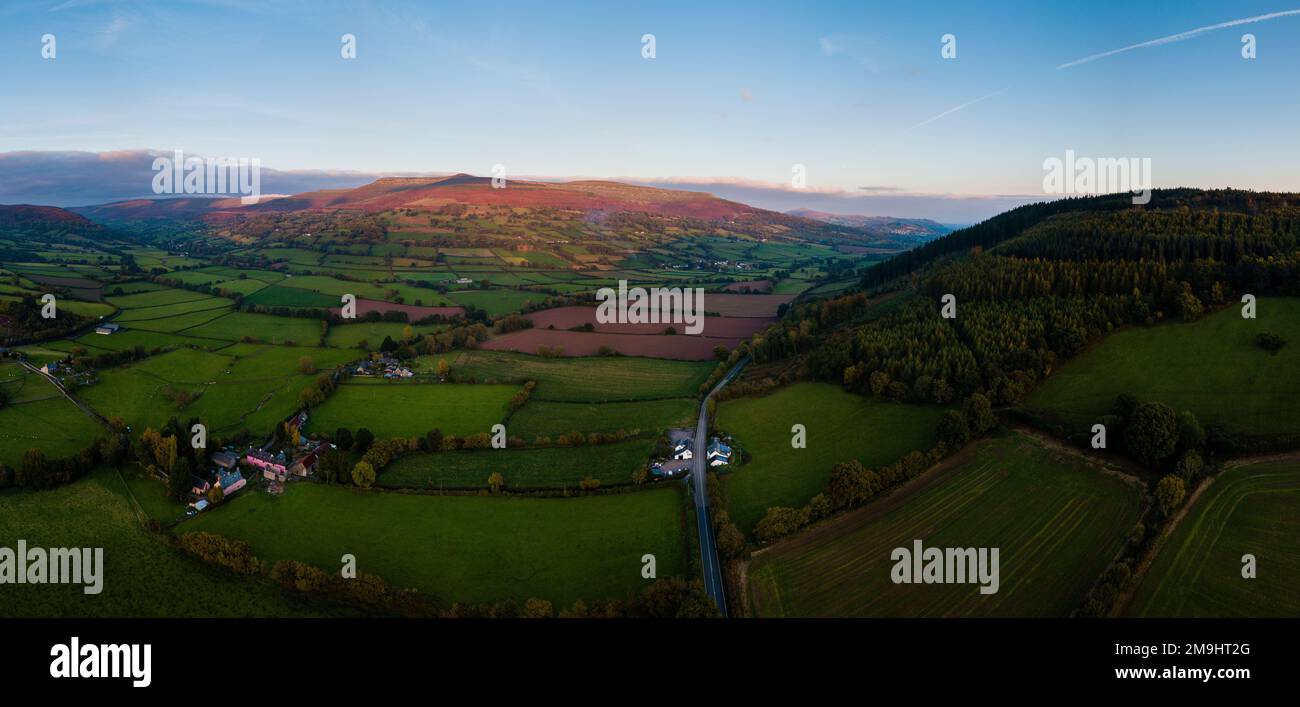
<box><xmin>1026</xmin><ymin>298</ymin><xmax>1300</xmax><ymax>438</ymax></box>
<box><xmin>1128</xmin><ymin>460</ymin><xmax>1300</xmax><ymax>617</ymax></box>
<box><xmin>0</xmin><ymin>378</ymin><xmax>104</xmax><ymax>465</ymax></box>
<box><xmin>716</xmin><ymin>382</ymin><xmax>944</xmax><ymax>534</ymax></box>
<box><xmin>746</xmin><ymin>432</ymin><xmax>1145</xmax><ymax>617</ymax></box>
<box><xmin>0</xmin><ymin>469</ymin><xmax>336</xmax><ymax>617</ymax></box>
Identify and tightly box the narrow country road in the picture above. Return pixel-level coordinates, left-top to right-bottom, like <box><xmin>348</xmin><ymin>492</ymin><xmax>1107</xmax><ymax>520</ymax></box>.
<box><xmin>18</xmin><ymin>358</ymin><xmax>113</xmax><ymax>431</ymax></box>
<box><xmin>691</xmin><ymin>356</ymin><xmax>748</xmax><ymax>618</ymax></box>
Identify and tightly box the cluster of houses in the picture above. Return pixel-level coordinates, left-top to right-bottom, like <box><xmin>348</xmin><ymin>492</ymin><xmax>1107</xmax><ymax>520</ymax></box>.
<box><xmin>185</xmin><ymin>433</ymin><xmax>329</xmax><ymax>514</ymax></box>
<box><xmin>665</xmin><ymin>259</ymin><xmax>752</xmax><ymax>273</ymax></box>
<box><xmin>648</xmin><ymin>435</ymin><xmax>735</xmax><ymax>481</ymax></box>
<box><xmin>186</xmin><ymin>449</ymin><xmax>246</xmax><ymax>514</ymax></box>
<box><xmin>38</xmin><ymin>360</ymin><xmax>96</xmax><ymax>388</ymax></box>
<box><xmin>349</xmin><ymin>356</ymin><xmax>414</xmax><ymax>379</ymax></box>
<box><xmin>245</xmin><ymin>441</ymin><xmax>325</xmax><ymax>484</ymax></box>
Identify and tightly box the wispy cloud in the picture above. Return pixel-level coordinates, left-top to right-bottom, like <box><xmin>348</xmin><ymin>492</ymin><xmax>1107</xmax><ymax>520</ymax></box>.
<box><xmin>1058</xmin><ymin>9</ymin><xmax>1300</xmax><ymax>69</ymax></box>
<box><xmin>859</xmin><ymin>185</ymin><xmax>903</xmax><ymax>193</ymax></box>
<box><xmin>904</xmin><ymin>88</ymin><xmax>1009</xmax><ymax>132</ymax></box>
<box><xmin>818</xmin><ymin>35</ymin><xmax>879</xmax><ymax>73</ymax></box>
<box><xmin>94</xmin><ymin>15</ymin><xmax>130</xmax><ymax>49</ymax></box>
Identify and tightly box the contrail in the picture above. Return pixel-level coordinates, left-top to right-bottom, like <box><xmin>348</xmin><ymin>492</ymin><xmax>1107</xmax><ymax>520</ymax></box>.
<box><xmin>905</xmin><ymin>88</ymin><xmax>1009</xmax><ymax>131</ymax></box>
<box><xmin>1058</xmin><ymin>8</ymin><xmax>1300</xmax><ymax>68</ymax></box>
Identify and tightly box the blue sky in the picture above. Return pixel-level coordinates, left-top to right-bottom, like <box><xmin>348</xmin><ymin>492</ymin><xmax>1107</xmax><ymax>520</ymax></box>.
<box><xmin>1</xmin><ymin>0</ymin><xmax>1298</xmax><ymax>219</ymax></box>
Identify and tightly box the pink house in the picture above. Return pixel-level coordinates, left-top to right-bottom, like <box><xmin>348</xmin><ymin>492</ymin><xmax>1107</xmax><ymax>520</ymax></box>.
<box><xmin>245</xmin><ymin>449</ymin><xmax>289</xmax><ymax>481</ymax></box>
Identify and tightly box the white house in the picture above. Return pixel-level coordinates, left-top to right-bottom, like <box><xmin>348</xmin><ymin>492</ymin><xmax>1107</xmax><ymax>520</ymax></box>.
<box><xmin>707</xmin><ymin>438</ymin><xmax>733</xmax><ymax>467</ymax></box>
<box><xmin>672</xmin><ymin>439</ymin><xmax>694</xmax><ymax>461</ymax></box>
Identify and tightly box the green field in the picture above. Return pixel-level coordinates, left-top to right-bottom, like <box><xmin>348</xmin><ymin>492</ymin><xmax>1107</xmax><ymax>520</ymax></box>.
<box><xmin>380</xmin><ymin>438</ymin><xmax>654</xmax><ymax>489</ymax></box>
<box><xmin>437</xmin><ymin>349</ymin><xmax>715</xmax><ymax>401</ymax></box>
<box><xmin>180</xmin><ymin>311</ymin><xmax>325</xmax><ymax>345</ymax></box>
<box><xmin>746</xmin><ymin>432</ymin><xmax>1145</xmax><ymax>617</ymax></box>
<box><xmin>1128</xmin><ymin>460</ymin><xmax>1300</xmax><ymax>617</ymax></box>
<box><xmin>113</xmin><ymin>295</ymin><xmax>233</xmax><ymax>323</ymax></box>
<box><xmin>75</xmin><ymin>328</ymin><xmax>218</xmax><ymax>353</ymax></box>
<box><xmin>77</xmin><ymin>345</ymin><xmax>357</xmax><ymax>435</ymax></box>
<box><xmin>309</xmin><ymin>380</ymin><xmax>517</xmax><ymax>439</ymax></box>
<box><xmin>119</xmin><ymin>305</ymin><xmax>234</xmax><ymax>333</ymax></box>
<box><xmin>188</xmin><ymin>482</ymin><xmax>687</xmax><ymax>606</ymax></box>
<box><xmin>325</xmin><ymin>321</ymin><xmax>446</xmax><ymax>349</ymax></box>
<box><xmin>445</xmin><ymin>288</ymin><xmax>539</xmax><ymax>316</ymax></box>
<box><xmin>0</xmin><ymin>469</ymin><xmax>336</xmax><ymax>617</ymax></box>
<box><xmin>1026</xmin><ymin>298</ymin><xmax>1300</xmax><ymax>437</ymax></box>
<box><xmin>107</xmin><ymin>288</ymin><xmax>218</xmax><ymax>310</ymax></box>
<box><xmin>716</xmin><ymin>382</ymin><xmax>945</xmax><ymax>533</ymax></box>
<box><xmin>243</xmin><ymin>285</ymin><xmax>340</xmax><ymax>309</ymax></box>
<box><xmin>0</xmin><ymin>365</ymin><xmax>104</xmax><ymax>466</ymax></box>
<box><xmin>509</xmin><ymin>398</ymin><xmax>696</xmax><ymax>440</ymax></box>
<box><xmin>275</xmin><ymin>275</ymin><xmax>453</xmax><ymax>307</ymax></box>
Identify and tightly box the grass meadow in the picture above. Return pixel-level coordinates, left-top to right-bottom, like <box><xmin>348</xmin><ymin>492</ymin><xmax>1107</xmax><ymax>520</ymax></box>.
<box><xmin>187</xmin><ymin>482</ymin><xmax>688</xmax><ymax>607</ymax></box>
<box><xmin>308</xmin><ymin>380</ymin><xmax>517</xmax><ymax>439</ymax></box>
<box><xmin>379</xmin><ymin>438</ymin><xmax>654</xmax><ymax>489</ymax></box>
<box><xmin>436</xmin><ymin>349</ymin><xmax>715</xmax><ymax>401</ymax></box>
<box><xmin>1026</xmin><ymin>297</ymin><xmax>1300</xmax><ymax>437</ymax></box>
<box><xmin>0</xmin><ymin>469</ymin><xmax>337</xmax><ymax>617</ymax></box>
<box><xmin>746</xmin><ymin>432</ymin><xmax>1145</xmax><ymax>617</ymax></box>
<box><xmin>1128</xmin><ymin>460</ymin><xmax>1300</xmax><ymax>617</ymax></box>
<box><xmin>715</xmin><ymin>382</ymin><xmax>944</xmax><ymax>534</ymax></box>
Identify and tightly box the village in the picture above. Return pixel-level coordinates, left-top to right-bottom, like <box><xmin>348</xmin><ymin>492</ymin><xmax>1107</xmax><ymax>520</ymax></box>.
<box><xmin>184</xmin><ymin>409</ymin><xmax>331</xmax><ymax>516</ymax></box>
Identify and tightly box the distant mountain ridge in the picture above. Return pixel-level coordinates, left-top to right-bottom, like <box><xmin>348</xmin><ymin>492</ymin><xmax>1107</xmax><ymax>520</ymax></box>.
<box><xmin>65</xmin><ymin>175</ymin><xmax>916</xmax><ymax>249</ymax></box>
<box><xmin>786</xmin><ymin>209</ymin><xmax>952</xmax><ymax>242</ymax></box>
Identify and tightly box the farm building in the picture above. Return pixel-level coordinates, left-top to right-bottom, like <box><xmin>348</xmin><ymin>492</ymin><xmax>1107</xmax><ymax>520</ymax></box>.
<box><xmin>211</xmin><ymin>451</ymin><xmax>239</xmax><ymax>469</ymax></box>
<box><xmin>707</xmin><ymin>438</ymin><xmax>732</xmax><ymax>467</ymax></box>
<box><xmin>246</xmin><ymin>449</ymin><xmax>290</xmax><ymax>481</ymax></box>
<box><xmin>189</xmin><ymin>475</ymin><xmax>212</xmax><ymax>497</ymax></box>
<box><xmin>216</xmin><ymin>469</ymin><xmax>246</xmax><ymax>496</ymax></box>
<box><xmin>94</xmin><ymin>322</ymin><xmax>120</xmax><ymax>335</ymax></box>
<box><xmin>654</xmin><ymin>459</ymin><xmax>692</xmax><ymax>480</ymax></box>
<box><xmin>288</xmin><ymin>449</ymin><xmax>320</xmax><ymax>477</ymax></box>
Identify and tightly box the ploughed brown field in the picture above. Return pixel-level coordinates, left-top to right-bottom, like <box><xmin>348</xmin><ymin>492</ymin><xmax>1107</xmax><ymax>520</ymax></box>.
<box><xmin>481</xmin><ymin>328</ymin><xmax>746</xmax><ymax>360</ymax></box>
<box><xmin>526</xmin><ymin>305</ymin><xmax>773</xmax><ymax>338</ymax></box>
<box><xmin>24</xmin><ymin>274</ymin><xmax>104</xmax><ymax>301</ymax></box>
<box><xmin>698</xmin><ymin>293</ymin><xmax>792</xmax><ymax>317</ymax></box>
<box><xmin>328</xmin><ymin>297</ymin><xmax>464</xmax><ymax>320</ymax></box>
<box><xmin>722</xmin><ymin>279</ymin><xmax>772</xmax><ymax>293</ymax></box>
